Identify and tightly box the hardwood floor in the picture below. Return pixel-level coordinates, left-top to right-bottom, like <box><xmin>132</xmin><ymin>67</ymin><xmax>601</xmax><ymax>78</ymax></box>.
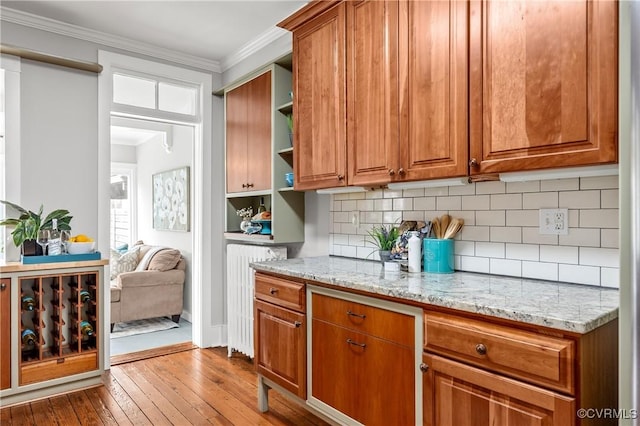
<box><xmin>1</xmin><ymin>347</ymin><xmax>330</xmax><ymax>425</ymax></box>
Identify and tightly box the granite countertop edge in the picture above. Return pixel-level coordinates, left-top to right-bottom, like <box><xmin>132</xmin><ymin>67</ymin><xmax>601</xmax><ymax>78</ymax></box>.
<box><xmin>250</xmin><ymin>256</ymin><xmax>620</xmax><ymax>334</ymax></box>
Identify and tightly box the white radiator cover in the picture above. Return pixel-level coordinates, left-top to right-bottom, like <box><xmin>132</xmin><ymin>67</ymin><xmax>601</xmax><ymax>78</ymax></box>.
<box><xmin>226</xmin><ymin>244</ymin><xmax>287</xmax><ymax>358</ymax></box>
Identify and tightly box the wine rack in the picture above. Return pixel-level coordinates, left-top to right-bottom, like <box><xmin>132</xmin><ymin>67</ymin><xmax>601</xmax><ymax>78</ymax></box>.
<box><xmin>18</xmin><ymin>271</ymin><xmax>99</xmax><ymax>385</ymax></box>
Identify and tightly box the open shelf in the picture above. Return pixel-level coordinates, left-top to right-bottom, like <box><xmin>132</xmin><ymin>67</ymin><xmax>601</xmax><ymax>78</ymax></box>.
<box><xmin>277</xmin><ymin>101</ymin><xmax>293</xmax><ymax>114</ymax></box>
<box><xmin>224</xmin><ymin>232</ymin><xmax>275</xmax><ymax>243</ymax></box>
<box><xmin>278</xmin><ymin>147</ymin><xmax>294</xmax><ymax>156</ymax></box>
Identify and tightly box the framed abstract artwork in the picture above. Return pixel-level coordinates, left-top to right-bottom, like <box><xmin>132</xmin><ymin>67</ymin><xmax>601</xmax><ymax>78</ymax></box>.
<box><xmin>152</xmin><ymin>166</ymin><xmax>190</xmax><ymax>231</ymax></box>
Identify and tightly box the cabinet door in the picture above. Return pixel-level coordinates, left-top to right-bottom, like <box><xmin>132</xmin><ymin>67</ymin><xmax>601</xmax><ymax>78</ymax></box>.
<box><xmin>247</xmin><ymin>71</ymin><xmax>272</xmax><ymax>192</ymax></box>
<box><xmin>293</xmin><ymin>2</ymin><xmax>347</xmax><ymax>190</ymax></box>
<box><xmin>399</xmin><ymin>0</ymin><xmax>469</xmax><ymax>181</ymax></box>
<box><xmin>347</xmin><ymin>0</ymin><xmax>399</xmax><ymax>186</ymax></box>
<box><xmin>226</xmin><ymin>82</ymin><xmax>249</xmax><ymax>193</ymax></box>
<box><xmin>1</xmin><ymin>278</ymin><xmax>10</xmax><ymax>390</ymax></box>
<box><xmin>254</xmin><ymin>300</ymin><xmax>306</xmax><ymax>398</ymax></box>
<box><xmin>312</xmin><ymin>319</ymin><xmax>415</xmax><ymax>425</ymax></box>
<box><xmin>469</xmin><ymin>0</ymin><xmax>617</xmax><ymax>174</ymax></box>
<box><xmin>423</xmin><ymin>353</ymin><xmax>574</xmax><ymax>426</ymax></box>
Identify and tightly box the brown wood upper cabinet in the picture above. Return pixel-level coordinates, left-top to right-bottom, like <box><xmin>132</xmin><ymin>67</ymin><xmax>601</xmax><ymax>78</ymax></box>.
<box><xmin>469</xmin><ymin>0</ymin><xmax>618</xmax><ymax>175</ymax></box>
<box><xmin>281</xmin><ymin>0</ymin><xmax>618</xmax><ymax>187</ymax></box>
<box><xmin>225</xmin><ymin>71</ymin><xmax>272</xmax><ymax>193</ymax></box>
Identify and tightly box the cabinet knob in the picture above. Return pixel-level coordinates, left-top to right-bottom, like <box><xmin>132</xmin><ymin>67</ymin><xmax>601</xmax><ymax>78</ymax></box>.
<box><xmin>247</xmin><ymin>183</ymin><xmax>254</xmax><ymax>188</ymax></box>
<box><xmin>469</xmin><ymin>158</ymin><xmax>479</xmax><ymax>167</ymax></box>
<box><xmin>269</xmin><ymin>287</ymin><xmax>278</xmax><ymax>295</ymax></box>
<box><xmin>294</xmin><ymin>321</ymin><xmax>302</xmax><ymax>328</ymax></box>
<box><xmin>337</xmin><ymin>174</ymin><xmax>344</xmax><ymax>181</ymax></box>
<box><xmin>419</xmin><ymin>363</ymin><xmax>429</xmax><ymax>373</ymax></box>
<box><xmin>0</xmin><ymin>282</ymin><xmax>5</xmax><ymax>290</ymax></box>
<box><xmin>388</xmin><ymin>169</ymin><xmax>395</xmax><ymax>176</ymax></box>
<box><xmin>242</xmin><ymin>183</ymin><xmax>247</xmax><ymax>188</ymax></box>
<box><xmin>398</xmin><ymin>168</ymin><xmax>405</xmax><ymax>176</ymax></box>
<box><xmin>475</xmin><ymin>343</ymin><xmax>487</xmax><ymax>355</ymax></box>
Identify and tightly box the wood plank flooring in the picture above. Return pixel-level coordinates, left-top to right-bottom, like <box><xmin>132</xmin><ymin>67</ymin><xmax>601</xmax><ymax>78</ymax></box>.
<box><xmin>0</xmin><ymin>347</ymin><xmax>331</xmax><ymax>425</ymax></box>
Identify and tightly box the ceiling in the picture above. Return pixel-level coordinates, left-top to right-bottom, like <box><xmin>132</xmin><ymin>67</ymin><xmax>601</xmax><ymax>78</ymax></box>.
<box><xmin>1</xmin><ymin>1</ymin><xmax>307</xmax><ymax>71</ymax></box>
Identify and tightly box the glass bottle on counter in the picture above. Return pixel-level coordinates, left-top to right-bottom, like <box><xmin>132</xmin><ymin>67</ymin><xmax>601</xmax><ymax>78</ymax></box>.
<box><xmin>48</xmin><ymin>219</ymin><xmax>62</xmax><ymax>255</ymax></box>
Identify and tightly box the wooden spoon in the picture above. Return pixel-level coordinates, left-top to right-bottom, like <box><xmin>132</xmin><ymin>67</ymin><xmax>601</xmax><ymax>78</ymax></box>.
<box><xmin>439</xmin><ymin>214</ymin><xmax>451</xmax><ymax>238</ymax></box>
<box><xmin>444</xmin><ymin>218</ymin><xmax>464</xmax><ymax>239</ymax></box>
<box><xmin>432</xmin><ymin>217</ymin><xmax>441</xmax><ymax>239</ymax></box>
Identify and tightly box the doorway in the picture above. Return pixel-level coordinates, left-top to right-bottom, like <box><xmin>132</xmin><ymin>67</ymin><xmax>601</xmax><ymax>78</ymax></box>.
<box><xmin>109</xmin><ymin>117</ymin><xmax>194</xmax><ymax>357</ymax></box>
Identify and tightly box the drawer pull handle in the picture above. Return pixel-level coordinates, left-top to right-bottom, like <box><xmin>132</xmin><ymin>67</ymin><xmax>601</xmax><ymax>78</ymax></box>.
<box><xmin>346</xmin><ymin>338</ymin><xmax>366</xmax><ymax>348</ymax></box>
<box><xmin>294</xmin><ymin>321</ymin><xmax>302</xmax><ymax>328</ymax></box>
<box><xmin>269</xmin><ymin>287</ymin><xmax>278</xmax><ymax>295</ymax></box>
<box><xmin>475</xmin><ymin>343</ymin><xmax>487</xmax><ymax>355</ymax></box>
<box><xmin>346</xmin><ymin>310</ymin><xmax>366</xmax><ymax>319</ymax></box>
<box><xmin>419</xmin><ymin>363</ymin><xmax>429</xmax><ymax>373</ymax></box>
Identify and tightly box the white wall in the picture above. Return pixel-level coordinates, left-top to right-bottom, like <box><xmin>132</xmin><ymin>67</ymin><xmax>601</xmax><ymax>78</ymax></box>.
<box><xmin>111</xmin><ymin>144</ymin><xmax>136</xmax><ymax>164</ymax></box>
<box><xmin>136</xmin><ymin>124</ymin><xmax>194</xmax><ymax>315</ymax></box>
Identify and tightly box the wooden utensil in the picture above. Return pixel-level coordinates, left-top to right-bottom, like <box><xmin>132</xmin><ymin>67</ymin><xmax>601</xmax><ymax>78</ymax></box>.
<box><xmin>444</xmin><ymin>218</ymin><xmax>464</xmax><ymax>239</ymax></box>
<box><xmin>439</xmin><ymin>214</ymin><xmax>451</xmax><ymax>238</ymax></box>
<box><xmin>432</xmin><ymin>217</ymin><xmax>441</xmax><ymax>239</ymax></box>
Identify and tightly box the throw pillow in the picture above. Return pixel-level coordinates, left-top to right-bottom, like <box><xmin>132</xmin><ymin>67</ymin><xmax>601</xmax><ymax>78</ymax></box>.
<box><xmin>110</xmin><ymin>247</ymin><xmax>140</xmax><ymax>280</ymax></box>
<box><xmin>147</xmin><ymin>249</ymin><xmax>181</xmax><ymax>272</ymax></box>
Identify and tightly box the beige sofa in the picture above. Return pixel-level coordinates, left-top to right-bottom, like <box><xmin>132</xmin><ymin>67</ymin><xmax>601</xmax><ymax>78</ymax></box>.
<box><xmin>110</xmin><ymin>244</ymin><xmax>186</xmax><ymax>331</ymax></box>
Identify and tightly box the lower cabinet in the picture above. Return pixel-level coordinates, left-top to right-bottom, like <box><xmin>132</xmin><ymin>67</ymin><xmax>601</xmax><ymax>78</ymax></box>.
<box><xmin>309</xmin><ymin>287</ymin><xmax>421</xmax><ymax>426</ymax></box>
<box><xmin>422</xmin><ymin>353</ymin><xmax>574</xmax><ymax>426</ymax></box>
<box><xmin>1</xmin><ymin>278</ymin><xmax>10</xmax><ymax>390</ymax></box>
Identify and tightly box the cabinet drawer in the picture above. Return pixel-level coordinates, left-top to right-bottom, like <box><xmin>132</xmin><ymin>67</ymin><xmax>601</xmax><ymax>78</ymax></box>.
<box><xmin>20</xmin><ymin>352</ymin><xmax>98</xmax><ymax>385</ymax></box>
<box><xmin>313</xmin><ymin>293</ymin><xmax>414</xmax><ymax>348</ymax></box>
<box><xmin>424</xmin><ymin>312</ymin><xmax>575</xmax><ymax>394</ymax></box>
<box><xmin>255</xmin><ymin>273</ymin><xmax>305</xmax><ymax>312</ymax></box>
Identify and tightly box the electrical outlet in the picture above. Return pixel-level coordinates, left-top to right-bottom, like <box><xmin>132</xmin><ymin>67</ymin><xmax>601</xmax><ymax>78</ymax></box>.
<box><xmin>539</xmin><ymin>208</ymin><xmax>569</xmax><ymax>235</ymax></box>
<box><xmin>350</xmin><ymin>211</ymin><xmax>360</xmax><ymax>228</ymax></box>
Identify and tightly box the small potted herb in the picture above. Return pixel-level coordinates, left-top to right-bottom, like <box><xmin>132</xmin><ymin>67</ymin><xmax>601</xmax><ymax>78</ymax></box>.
<box><xmin>367</xmin><ymin>224</ymin><xmax>399</xmax><ymax>263</ymax></box>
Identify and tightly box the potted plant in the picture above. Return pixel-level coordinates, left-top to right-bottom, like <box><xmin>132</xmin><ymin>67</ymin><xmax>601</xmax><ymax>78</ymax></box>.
<box><xmin>0</xmin><ymin>200</ymin><xmax>72</xmax><ymax>256</ymax></box>
<box><xmin>367</xmin><ymin>224</ymin><xmax>400</xmax><ymax>263</ymax></box>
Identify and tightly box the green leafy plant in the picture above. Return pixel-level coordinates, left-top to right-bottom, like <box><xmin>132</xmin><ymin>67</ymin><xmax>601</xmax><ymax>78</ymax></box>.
<box><xmin>0</xmin><ymin>200</ymin><xmax>72</xmax><ymax>247</ymax></box>
<box><xmin>286</xmin><ymin>113</ymin><xmax>294</xmax><ymax>133</ymax></box>
<box><xmin>367</xmin><ymin>224</ymin><xmax>400</xmax><ymax>251</ymax></box>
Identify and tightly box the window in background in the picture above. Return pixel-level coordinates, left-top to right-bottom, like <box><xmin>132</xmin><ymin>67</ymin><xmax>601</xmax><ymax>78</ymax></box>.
<box><xmin>110</xmin><ymin>170</ymin><xmax>135</xmax><ymax>249</ymax></box>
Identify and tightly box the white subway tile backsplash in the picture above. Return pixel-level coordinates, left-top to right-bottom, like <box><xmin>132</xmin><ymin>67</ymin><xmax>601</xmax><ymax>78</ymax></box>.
<box><xmin>490</xmin><ymin>258</ymin><xmax>522</xmax><ymax>277</ymax></box>
<box><xmin>476</xmin><ymin>210</ymin><xmax>505</xmax><ymax>226</ymax></box>
<box><xmin>462</xmin><ymin>195</ymin><xmax>490</xmax><ymax>210</ymax></box>
<box><xmin>506</xmin><ymin>181</ymin><xmax>541</xmax><ymax>193</ymax></box>
<box><xmin>580</xmin><ymin>209</ymin><xmax>618</xmax><ymax>228</ymax></box>
<box><xmin>436</xmin><ymin>196</ymin><xmax>462</xmax><ymax>210</ymax></box>
<box><xmin>580</xmin><ymin>175</ymin><xmax>618</xmax><ymax>190</ymax></box>
<box><xmin>460</xmin><ymin>256</ymin><xmax>490</xmax><ymax>273</ymax></box>
<box><xmin>329</xmin><ymin>178</ymin><xmax>619</xmax><ymax>287</ymax></box>
<box><xmin>579</xmin><ymin>247</ymin><xmax>619</xmax><ymax>268</ymax></box>
<box><xmin>505</xmin><ymin>243</ymin><xmax>539</xmax><ymax>261</ymax></box>
<box><xmin>475</xmin><ymin>181</ymin><xmax>506</xmax><ymax>194</ymax></box>
<box><xmin>558</xmin><ymin>264</ymin><xmax>600</xmax><ymax>286</ymax></box>
<box><xmin>540</xmin><ymin>245</ymin><xmax>578</xmax><ymax>264</ymax></box>
<box><xmin>414</xmin><ymin>197</ymin><xmax>436</xmax><ymax>211</ymax></box>
<box><xmin>522</xmin><ymin>227</ymin><xmax>558</xmax><ymax>245</ymax></box>
<box><xmin>559</xmin><ymin>190</ymin><xmax>600</xmax><ymax>209</ymax></box>
<box><xmin>601</xmin><ymin>229</ymin><xmax>619</xmax><ymax>248</ymax></box>
<box><xmin>540</xmin><ymin>178</ymin><xmax>579</xmax><ymax>192</ymax></box>
<box><xmin>600</xmin><ymin>268</ymin><xmax>620</xmax><ymax>288</ymax></box>
<box><xmin>522</xmin><ymin>261</ymin><xmax>559</xmax><ymax>281</ymax></box>
<box><xmin>476</xmin><ymin>242</ymin><xmax>505</xmax><ymax>258</ymax></box>
<box><xmin>393</xmin><ymin>198</ymin><xmax>414</xmax><ymax>211</ymax></box>
<box><xmin>506</xmin><ymin>210</ymin><xmax>539</xmax><ymax>227</ymax></box>
<box><xmin>601</xmin><ymin>189</ymin><xmax>618</xmax><ymax>208</ymax></box>
<box><xmin>490</xmin><ymin>227</ymin><xmax>522</xmax><ymax>243</ymax></box>
<box><xmin>523</xmin><ymin>192</ymin><xmax>558</xmax><ymax>209</ymax></box>
<box><xmin>491</xmin><ymin>194</ymin><xmax>522</xmax><ymax>210</ymax></box>
<box><xmin>559</xmin><ymin>228</ymin><xmax>600</xmax><ymax>247</ymax></box>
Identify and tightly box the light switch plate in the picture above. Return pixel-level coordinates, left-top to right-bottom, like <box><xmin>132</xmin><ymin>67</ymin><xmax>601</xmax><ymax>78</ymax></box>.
<box><xmin>539</xmin><ymin>208</ymin><xmax>569</xmax><ymax>235</ymax></box>
<box><xmin>350</xmin><ymin>211</ymin><xmax>360</xmax><ymax>228</ymax></box>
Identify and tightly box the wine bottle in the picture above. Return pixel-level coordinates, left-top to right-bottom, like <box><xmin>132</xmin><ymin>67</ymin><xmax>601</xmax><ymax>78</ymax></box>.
<box><xmin>48</xmin><ymin>219</ymin><xmax>62</xmax><ymax>255</ymax></box>
<box><xmin>21</xmin><ymin>328</ymin><xmax>37</xmax><ymax>346</ymax></box>
<box><xmin>21</xmin><ymin>295</ymin><xmax>36</xmax><ymax>311</ymax></box>
<box><xmin>257</xmin><ymin>197</ymin><xmax>266</xmax><ymax>214</ymax></box>
<box><xmin>79</xmin><ymin>289</ymin><xmax>91</xmax><ymax>303</ymax></box>
<box><xmin>80</xmin><ymin>321</ymin><xmax>94</xmax><ymax>338</ymax></box>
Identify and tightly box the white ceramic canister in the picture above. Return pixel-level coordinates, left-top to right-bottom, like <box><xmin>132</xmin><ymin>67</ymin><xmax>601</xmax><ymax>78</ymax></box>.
<box><xmin>408</xmin><ymin>231</ymin><xmax>421</xmax><ymax>273</ymax></box>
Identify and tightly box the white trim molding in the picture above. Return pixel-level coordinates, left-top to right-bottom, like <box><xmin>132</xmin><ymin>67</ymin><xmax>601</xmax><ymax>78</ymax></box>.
<box><xmin>221</xmin><ymin>26</ymin><xmax>289</xmax><ymax>72</ymax></box>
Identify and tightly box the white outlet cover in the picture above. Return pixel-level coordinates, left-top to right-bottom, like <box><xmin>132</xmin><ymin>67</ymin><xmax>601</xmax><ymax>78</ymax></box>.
<box><xmin>539</xmin><ymin>208</ymin><xmax>569</xmax><ymax>235</ymax></box>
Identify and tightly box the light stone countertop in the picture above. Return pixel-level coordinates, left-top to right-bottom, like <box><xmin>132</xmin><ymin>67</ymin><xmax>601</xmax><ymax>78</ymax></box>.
<box><xmin>251</xmin><ymin>256</ymin><xmax>619</xmax><ymax>334</ymax></box>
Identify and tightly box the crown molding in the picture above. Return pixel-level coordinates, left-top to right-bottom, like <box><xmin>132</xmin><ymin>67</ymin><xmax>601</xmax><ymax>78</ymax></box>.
<box><xmin>0</xmin><ymin>6</ymin><xmax>221</xmax><ymax>73</ymax></box>
<box><xmin>220</xmin><ymin>26</ymin><xmax>289</xmax><ymax>72</ymax></box>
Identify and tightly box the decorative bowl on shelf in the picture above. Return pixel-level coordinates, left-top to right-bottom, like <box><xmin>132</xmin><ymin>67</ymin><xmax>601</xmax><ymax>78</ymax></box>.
<box><xmin>285</xmin><ymin>172</ymin><xmax>294</xmax><ymax>187</ymax></box>
<box><xmin>66</xmin><ymin>241</ymin><xmax>96</xmax><ymax>254</ymax></box>
<box><xmin>252</xmin><ymin>220</ymin><xmax>272</xmax><ymax>235</ymax></box>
